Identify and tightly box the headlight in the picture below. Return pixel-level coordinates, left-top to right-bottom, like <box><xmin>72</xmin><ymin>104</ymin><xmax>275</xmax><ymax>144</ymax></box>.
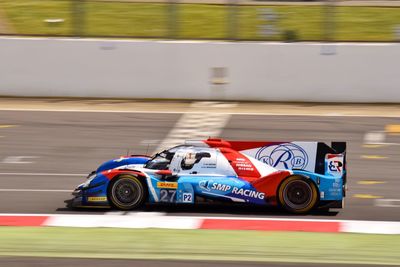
<box><xmin>80</xmin><ymin>173</ymin><xmax>97</xmax><ymax>188</ymax></box>
<box><xmin>86</xmin><ymin>171</ymin><xmax>96</xmax><ymax>179</ymax></box>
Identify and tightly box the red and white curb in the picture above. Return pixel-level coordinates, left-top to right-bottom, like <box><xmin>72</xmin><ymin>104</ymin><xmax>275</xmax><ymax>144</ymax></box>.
<box><xmin>0</xmin><ymin>213</ymin><xmax>399</xmax><ymax>234</ymax></box>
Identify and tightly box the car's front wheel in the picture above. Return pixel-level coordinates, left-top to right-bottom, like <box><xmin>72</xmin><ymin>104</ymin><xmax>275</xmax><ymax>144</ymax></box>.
<box><xmin>278</xmin><ymin>176</ymin><xmax>318</xmax><ymax>214</ymax></box>
<box><xmin>108</xmin><ymin>175</ymin><xmax>147</xmax><ymax>210</ymax></box>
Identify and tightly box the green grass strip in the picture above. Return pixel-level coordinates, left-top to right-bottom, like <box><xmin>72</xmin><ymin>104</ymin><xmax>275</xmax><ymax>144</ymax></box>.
<box><xmin>1</xmin><ymin>1</ymin><xmax>400</xmax><ymax>41</ymax></box>
<box><xmin>0</xmin><ymin>227</ymin><xmax>399</xmax><ymax>265</ymax></box>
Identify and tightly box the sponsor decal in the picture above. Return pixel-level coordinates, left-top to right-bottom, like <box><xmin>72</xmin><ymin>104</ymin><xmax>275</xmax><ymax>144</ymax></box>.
<box><xmin>182</xmin><ymin>193</ymin><xmax>193</xmax><ymax>203</ymax></box>
<box><xmin>88</xmin><ymin>196</ymin><xmax>107</xmax><ymax>202</ymax></box>
<box><xmin>211</xmin><ymin>183</ymin><xmax>231</xmax><ymax>192</ymax></box>
<box><xmin>326</xmin><ymin>154</ymin><xmax>344</xmax><ymax>177</ymax></box>
<box><xmin>160</xmin><ymin>189</ymin><xmax>176</xmax><ymax>202</ymax></box>
<box><xmin>255</xmin><ymin>143</ymin><xmax>309</xmax><ymax>170</ymax></box>
<box><xmin>234</xmin><ymin>161</ymin><xmax>254</xmax><ymax>171</ymax></box>
<box><xmin>328</xmin><ymin>187</ymin><xmax>341</xmax><ymax>196</ymax></box>
<box><xmin>157</xmin><ymin>182</ymin><xmax>178</xmax><ymax>189</ymax></box>
<box><xmin>199</xmin><ymin>180</ymin><xmax>211</xmax><ymax>191</ymax></box>
<box><xmin>201</xmin><ymin>163</ymin><xmax>216</xmax><ymax>169</ymax></box>
<box><xmin>232</xmin><ymin>187</ymin><xmax>265</xmax><ymax>200</ymax></box>
<box><xmin>201</xmin><ymin>181</ymin><xmax>265</xmax><ymax>200</ymax></box>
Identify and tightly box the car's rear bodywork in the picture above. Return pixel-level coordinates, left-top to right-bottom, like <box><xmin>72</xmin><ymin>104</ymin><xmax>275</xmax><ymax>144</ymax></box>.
<box><xmin>68</xmin><ymin>138</ymin><xmax>346</xmax><ymax>213</ymax></box>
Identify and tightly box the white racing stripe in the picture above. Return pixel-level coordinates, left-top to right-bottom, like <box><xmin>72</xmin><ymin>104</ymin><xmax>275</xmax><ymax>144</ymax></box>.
<box><xmin>145</xmin><ymin>175</ymin><xmax>159</xmax><ymax>202</ymax></box>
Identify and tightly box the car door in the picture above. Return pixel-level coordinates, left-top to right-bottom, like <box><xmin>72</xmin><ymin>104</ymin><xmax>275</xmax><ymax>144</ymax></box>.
<box><xmin>170</xmin><ymin>148</ymin><xmax>218</xmax><ymax>203</ymax></box>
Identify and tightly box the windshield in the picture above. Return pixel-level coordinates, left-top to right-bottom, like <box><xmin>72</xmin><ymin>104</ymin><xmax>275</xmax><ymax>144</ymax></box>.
<box><xmin>144</xmin><ymin>145</ymin><xmax>193</xmax><ymax>170</ymax></box>
<box><xmin>144</xmin><ymin>154</ymin><xmax>171</xmax><ymax>170</ymax></box>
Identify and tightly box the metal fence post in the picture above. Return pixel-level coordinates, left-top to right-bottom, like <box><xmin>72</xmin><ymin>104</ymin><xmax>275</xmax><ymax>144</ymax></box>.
<box><xmin>168</xmin><ymin>0</ymin><xmax>179</xmax><ymax>39</ymax></box>
<box><xmin>71</xmin><ymin>0</ymin><xmax>85</xmax><ymax>37</ymax></box>
<box><xmin>227</xmin><ymin>0</ymin><xmax>239</xmax><ymax>40</ymax></box>
<box><xmin>323</xmin><ymin>0</ymin><xmax>335</xmax><ymax>42</ymax></box>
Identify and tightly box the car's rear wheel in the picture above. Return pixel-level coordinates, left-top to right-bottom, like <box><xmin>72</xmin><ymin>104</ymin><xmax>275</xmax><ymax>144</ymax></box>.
<box><xmin>108</xmin><ymin>175</ymin><xmax>146</xmax><ymax>210</ymax></box>
<box><xmin>278</xmin><ymin>176</ymin><xmax>318</xmax><ymax>214</ymax></box>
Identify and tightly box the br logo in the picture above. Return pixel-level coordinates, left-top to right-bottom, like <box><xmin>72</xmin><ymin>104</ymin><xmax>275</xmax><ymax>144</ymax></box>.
<box><xmin>255</xmin><ymin>144</ymin><xmax>308</xmax><ymax>170</ymax></box>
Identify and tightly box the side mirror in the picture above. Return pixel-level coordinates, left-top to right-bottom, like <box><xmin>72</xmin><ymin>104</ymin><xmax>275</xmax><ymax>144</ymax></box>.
<box><xmin>155</xmin><ymin>170</ymin><xmax>173</xmax><ymax>178</ymax></box>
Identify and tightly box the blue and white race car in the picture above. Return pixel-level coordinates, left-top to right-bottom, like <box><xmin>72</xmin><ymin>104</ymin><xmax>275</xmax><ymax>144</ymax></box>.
<box><xmin>67</xmin><ymin>138</ymin><xmax>346</xmax><ymax>214</ymax></box>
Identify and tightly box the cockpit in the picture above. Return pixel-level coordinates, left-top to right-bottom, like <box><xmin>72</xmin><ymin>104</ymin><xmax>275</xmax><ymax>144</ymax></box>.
<box><xmin>144</xmin><ymin>145</ymin><xmax>190</xmax><ymax>170</ymax></box>
<box><xmin>145</xmin><ymin>145</ymin><xmax>237</xmax><ymax>177</ymax></box>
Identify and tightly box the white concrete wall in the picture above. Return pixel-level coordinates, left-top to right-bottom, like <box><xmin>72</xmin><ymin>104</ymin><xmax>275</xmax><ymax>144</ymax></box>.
<box><xmin>1</xmin><ymin>37</ymin><xmax>399</xmax><ymax>102</ymax></box>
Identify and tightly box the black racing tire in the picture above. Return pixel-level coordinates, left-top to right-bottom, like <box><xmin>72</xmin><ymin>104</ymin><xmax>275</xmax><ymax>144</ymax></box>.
<box><xmin>108</xmin><ymin>175</ymin><xmax>147</xmax><ymax>210</ymax></box>
<box><xmin>278</xmin><ymin>176</ymin><xmax>318</xmax><ymax>214</ymax></box>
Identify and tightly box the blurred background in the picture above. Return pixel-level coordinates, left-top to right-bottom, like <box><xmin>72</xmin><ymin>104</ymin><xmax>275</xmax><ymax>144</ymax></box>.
<box><xmin>0</xmin><ymin>0</ymin><xmax>400</xmax><ymax>42</ymax></box>
<box><xmin>1</xmin><ymin>1</ymin><xmax>400</xmax><ymax>267</ymax></box>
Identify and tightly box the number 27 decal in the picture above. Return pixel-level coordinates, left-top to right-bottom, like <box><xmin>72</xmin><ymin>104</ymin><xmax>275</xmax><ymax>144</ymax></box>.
<box><xmin>160</xmin><ymin>189</ymin><xmax>176</xmax><ymax>203</ymax></box>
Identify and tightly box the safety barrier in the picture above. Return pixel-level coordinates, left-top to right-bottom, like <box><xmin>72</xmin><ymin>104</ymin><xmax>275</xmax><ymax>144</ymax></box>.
<box><xmin>1</xmin><ymin>37</ymin><xmax>400</xmax><ymax>103</ymax></box>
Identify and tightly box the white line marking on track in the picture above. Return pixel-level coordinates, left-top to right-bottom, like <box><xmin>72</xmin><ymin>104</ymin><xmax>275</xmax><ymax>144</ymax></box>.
<box><xmin>155</xmin><ymin>101</ymin><xmax>235</xmax><ymax>152</ymax></box>
<box><xmin>363</xmin><ymin>130</ymin><xmax>400</xmax><ymax>146</ymax></box>
<box><xmin>0</xmin><ymin>172</ymin><xmax>86</xmax><ymax>176</ymax></box>
<box><xmin>1</xmin><ymin>156</ymin><xmax>39</xmax><ymax>164</ymax></box>
<box><xmin>0</xmin><ymin>189</ymin><xmax>71</xmax><ymax>192</ymax></box>
<box><xmin>363</xmin><ymin>142</ymin><xmax>400</xmax><ymax>146</ymax></box>
<box><xmin>2</xmin><ymin>108</ymin><xmax>400</xmax><ymax>117</ymax></box>
<box><xmin>375</xmin><ymin>199</ymin><xmax>400</xmax><ymax>208</ymax></box>
<box><xmin>364</xmin><ymin>131</ymin><xmax>385</xmax><ymax>144</ymax></box>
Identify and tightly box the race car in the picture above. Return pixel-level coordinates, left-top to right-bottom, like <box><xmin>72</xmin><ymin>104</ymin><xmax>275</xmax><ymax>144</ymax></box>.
<box><xmin>67</xmin><ymin>138</ymin><xmax>346</xmax><ymax>214</ymax></box>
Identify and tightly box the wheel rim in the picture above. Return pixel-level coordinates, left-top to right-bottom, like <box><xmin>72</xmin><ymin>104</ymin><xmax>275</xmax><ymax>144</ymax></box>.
<box><xmin>283</xmin><ymin>180</ymin><xmax>313</xmax><ymax>210</ymax></box>
<box><xmin>112</xmin><ymin>178</ymin><xmax>142</xmax><ymax>208</ymax></box>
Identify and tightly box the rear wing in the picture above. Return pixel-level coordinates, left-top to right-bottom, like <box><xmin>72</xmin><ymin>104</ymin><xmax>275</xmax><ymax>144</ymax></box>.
<box><xmin>201</xmin><ymin>139</ymin><xmax>346</xmax><ymax>178</ymax></box>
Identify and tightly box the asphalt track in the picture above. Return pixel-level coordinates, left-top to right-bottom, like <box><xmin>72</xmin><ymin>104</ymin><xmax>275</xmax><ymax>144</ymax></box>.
<box><xmin>1</xmin><ymin>108</ymin><xmax>399</xmax><ymax>221</ymax></box>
